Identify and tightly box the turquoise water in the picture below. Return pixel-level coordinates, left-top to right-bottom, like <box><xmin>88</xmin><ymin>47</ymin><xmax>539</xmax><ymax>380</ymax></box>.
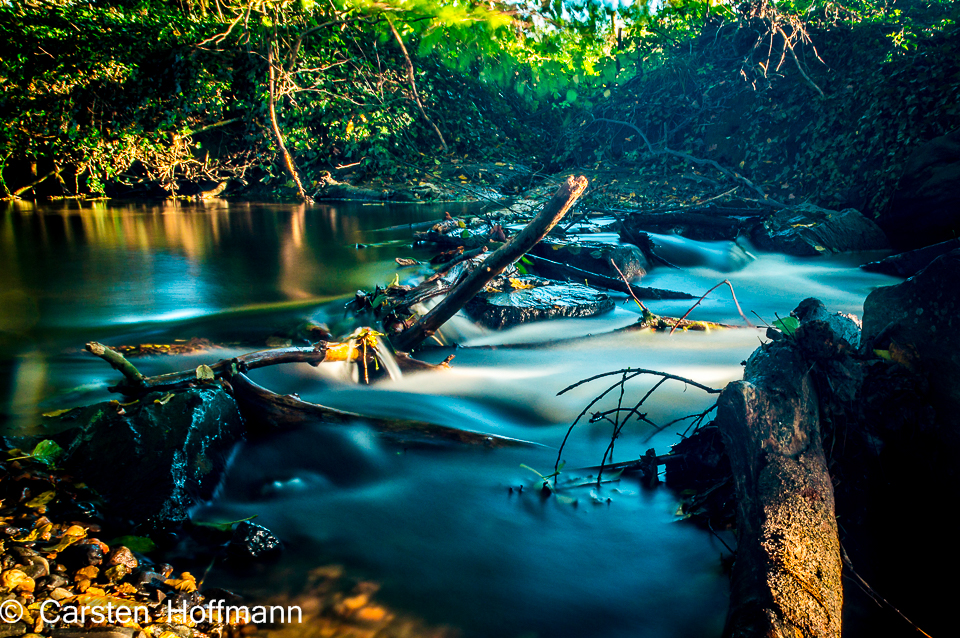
<box><xmin>0</xmin><ymin>198</ymin><xmax>902</xmax><ymax>637</ymax></box>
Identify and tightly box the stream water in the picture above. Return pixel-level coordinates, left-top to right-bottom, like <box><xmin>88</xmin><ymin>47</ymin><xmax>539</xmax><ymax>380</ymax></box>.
<box><xmin>0</xmin><ymin>199</ymin><xmax>903</xmax><ymax>637</ymax></box>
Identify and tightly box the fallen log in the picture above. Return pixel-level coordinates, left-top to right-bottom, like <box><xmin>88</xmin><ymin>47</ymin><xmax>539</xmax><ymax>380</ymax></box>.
<box><xmin>391</xmin><ymin>175</ymin><xmax>589</xmax><ymax>352</ymax></box>
<box><xmin>229</xmin><ymin>372</ymin><xmax>536</xmax><ymax>448</ymax></box>
<box><xmin>87</xmin><ymin>338</ymin><xmax>454</xmax><ymax>395</ymax></box>
<box><xmin>715</xmin><ymin>311</ymin><xmax>843</xmax><ymax>637</ymax></box>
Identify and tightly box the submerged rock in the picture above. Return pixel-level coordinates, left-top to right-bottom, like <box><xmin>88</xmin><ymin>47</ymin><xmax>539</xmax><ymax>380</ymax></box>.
<box><xmin>529</xmin><ymin>240</ymin><xmax>649</xmax><ymax>279</ymax></box>
<box><xmin>46</xmin><ymin>388</ymin><xmax>244</xmax><ymax>527</ymax></box>
<box><xmin>751</xmin><ymin>204</ymin><xmax>888</xmax><ymax>256</ymax></box>
<box><xmin>465</xmin><ymin>277</ymin><xmax>614</xmax><ymax>329</ymax></box>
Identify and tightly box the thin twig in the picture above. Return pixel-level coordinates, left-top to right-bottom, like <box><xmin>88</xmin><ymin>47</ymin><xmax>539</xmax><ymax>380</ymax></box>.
<box><xmin>555</xmin><ymin>368</ymin><xmax>720</xmax><ymax>474</ymax></box>
<box><xmin>669</xmin><ymin>279</ymin><xmax>753</xmax><ymax>335</ymax></box>
<box><xmin>840</xmin><ymin>543</ymin><xmax>933</xmax><ymax>638</ymax></box>
<box><xmin>610</xmin><ymin>259</ymin><xmax>648</xmax><ymax>312</ymax></box>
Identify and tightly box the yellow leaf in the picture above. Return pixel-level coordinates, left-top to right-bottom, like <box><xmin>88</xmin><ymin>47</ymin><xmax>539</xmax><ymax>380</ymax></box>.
<box><xmin>154</xmin><ymin>393</ymin><xmax>175</xmax><ymax>405</ymax></box>
<box><xmin>26</xmin><ymin>491</ymin><xmax>56</xmax><ymax>509</ymax></box>
<box><xmin>45</xmin><ymin>524</ymin><xmax>87</xmax><ymax>552</ymax></box>
<box><xmin>42</xmin><ymin>408</ymin><xmax>73</xmax><ymax>418</ymax></box>
<box><xmin>75</xmin><ymin>565</ymin><xmax>99</xmax><ymax>581</ymax></box>
<box><xmin>509</xmin><ymin>278</ymin><xmax>536</xmax><ymax>290</ymax></box>
<box><xmin>323</xmin><ymin>342</ymin><xmax>359</xmax><ymax>362</ymax></box>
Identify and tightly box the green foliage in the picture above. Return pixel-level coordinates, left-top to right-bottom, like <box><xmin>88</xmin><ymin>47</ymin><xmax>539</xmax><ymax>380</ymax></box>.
<box><xmin>3</xmin><ymin>0</ymin><xmax>959</xmax><ymax>202</ymax></box>
<box><xmin>8</xmin><ymin>440</ymin><xmax>65</xmax><ymax>467</ymax></box>
<box><xmin>104</xmin><ymin>535</ymin><xmax>158</xmax><ymax>553</ymax></box>
<box><xmin>773</xmin><ymin>316</ymin><xmax>800</xmax><ymax>336</ymax></box>
<box><xmin>193</xmin><ymin>514</ymin><xmax>258</xmax><ymax>532</ymax></box>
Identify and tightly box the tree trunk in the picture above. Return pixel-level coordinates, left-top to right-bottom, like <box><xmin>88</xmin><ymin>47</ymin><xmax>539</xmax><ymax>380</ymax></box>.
<box><xmin>267</xmin><ymin>37</ymin><xmax>309</xmax><ymax>202</ymax></box>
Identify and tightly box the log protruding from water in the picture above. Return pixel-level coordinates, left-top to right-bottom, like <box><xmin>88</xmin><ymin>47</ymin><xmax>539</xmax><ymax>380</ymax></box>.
<box><xmin>390</xmin><ymin>175</ymin><xmax>589</xmax><ymax>352</ymax></box>
<box><xmin>717</xmin><ymin>322</ymin><xmax>843</xmax><ymax>638</ymax></box>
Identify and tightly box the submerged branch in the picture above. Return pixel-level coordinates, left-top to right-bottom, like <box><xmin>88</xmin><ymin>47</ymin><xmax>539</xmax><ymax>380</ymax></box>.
<box><xmin>230</xmin><ymin>371</ymin><xmax>537</xmax><ymax>448</ymax></box>
<box><xmin>554</xmin><ymin>368</ymin><xmax>720</xmax><ymax>475</ymax></box>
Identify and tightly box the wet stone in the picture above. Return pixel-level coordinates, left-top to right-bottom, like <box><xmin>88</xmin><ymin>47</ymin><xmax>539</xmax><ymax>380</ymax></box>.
<box><xmin>58</xmin><ymin>542</ymin><xmax>102</xmax><ymax>569</ymax></box>
<box><xmin>751</xmin><ymin>204</ymin><xmax>888</xmax><ymax>256</ymax></box>
<box><xmin>106</xmin><ymin>546</ymin><xmax>138</xmax><ymax>571</ymax></box>
<box><xmin>227</xmin><ymin>522</ymin><xmax>283</xmax><ymax>562</ymax></box>
<box><xmin>465</xmin><ymin>278</ymin><xmax>615</xmax><ymax>329</ymax></box>
<box><xmin>37</xmin><ymin>574</ymin><xmax>68</xmax><ymax>590</ymax></box>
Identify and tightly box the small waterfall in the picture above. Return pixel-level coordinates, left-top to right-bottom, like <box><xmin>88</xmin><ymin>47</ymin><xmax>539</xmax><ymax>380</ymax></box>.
<box><xmin>372</xmin><ymin>338</ymin><xmax>403</xmax><ymax>381</ymax></box>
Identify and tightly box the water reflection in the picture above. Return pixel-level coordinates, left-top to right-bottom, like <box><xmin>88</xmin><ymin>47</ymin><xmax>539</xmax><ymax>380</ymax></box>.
<box><xmin>0</xmin><ymin>199</ymin><xmax>464</xmax><ymax>336</ymax></box>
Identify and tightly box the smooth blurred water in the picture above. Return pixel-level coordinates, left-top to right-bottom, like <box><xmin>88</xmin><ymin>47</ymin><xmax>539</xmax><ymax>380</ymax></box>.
<box><xmin>0</xmin><ymin>199</ymin><xmax>903</xmax><ymax>638</ymax></box>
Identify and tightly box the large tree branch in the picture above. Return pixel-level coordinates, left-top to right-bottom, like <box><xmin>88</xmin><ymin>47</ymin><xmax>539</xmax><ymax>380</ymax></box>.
<box><xmin>591</xmin><ymin>116</ymin><xmax>787</xmax><ymax>208</ymax></box>
<box><xmin>390</xmin><ymin>175</ymin><xmax>589</xmax><ymax>352</ymax></box>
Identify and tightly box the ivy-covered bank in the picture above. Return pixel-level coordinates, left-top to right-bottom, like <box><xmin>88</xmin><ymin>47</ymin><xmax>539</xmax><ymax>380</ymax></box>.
<box><xmin>2</xmin><ymin>0</ymin><xmax>960</xmax><ymax>220</ymax></box>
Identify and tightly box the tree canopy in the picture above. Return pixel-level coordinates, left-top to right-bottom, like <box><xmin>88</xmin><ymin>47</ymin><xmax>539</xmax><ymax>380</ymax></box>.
<box><xmin>2</xmin><ymin>0</ymin><xmax>958</xmax><ymax>204</ymax></box>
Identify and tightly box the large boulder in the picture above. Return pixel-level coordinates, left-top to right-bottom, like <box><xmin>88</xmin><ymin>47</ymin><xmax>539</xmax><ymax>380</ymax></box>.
<box><xmin>862</xmin><ymin>248</ymin><xmax>960</xmax><ymax>440</ymax></box>
<box><xmin>751</xmin><ymin>204</ymin><xmax>889</xmax><ymax>256</ymax></box>
<box><xmin>881</xmin><ymin>128</ymin><xmax>960</xmax><ymax>250</ymax></box>
<box><xmin>48</xmin><ymin>388</ymin><xmax>244</xmax><ymax>527</ymax></box>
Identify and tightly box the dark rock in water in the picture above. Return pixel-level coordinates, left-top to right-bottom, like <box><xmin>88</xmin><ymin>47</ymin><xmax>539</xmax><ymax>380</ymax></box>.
<box><xmin>862</xmin><ymin>249</ymin><xmax>960</xmax><ymax>438</ymax></box>
<box><xmin>227</xmin><ymin>521</ymin><xmax>283</xmax><ymax>562</ymax></box>
<box><xmin>751</xmin><ymin>203</ymin><xmax>889</xmax><ymax>256</ymax></box>
<box><xmin>860</xmin><ymin>237</ymin><xmax>960</xmax><ymax>278</ymax></box>
<box><xmin>640</xmin><ymin>232</ymin><xmax>754</xmax><ymax>272</ymax></box>
<box><xmin>792</xmin><ymin>297</ymin><xmax>862</xmax><ymax>350</ymax></box>
<box><xmin>881</xmin><ymin>128</ymin><xmax>960</xmax><ymax>249</ymax></box>
<box><xmin>529</xmin><ymin>240</ymin><xmax>649</xmax><ymax>279</ymax></box>
<box><xmin>49</xmin><ymin>388</ymin><xmax>244</xmax><ymax>527</ymax></box>
<box><xmin>465</xmin><ymin>278</ymin><xmax>614</xmax><ymax>329</ymax></box>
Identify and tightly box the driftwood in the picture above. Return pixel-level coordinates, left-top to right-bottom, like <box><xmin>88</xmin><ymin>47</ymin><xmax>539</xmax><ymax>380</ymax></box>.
<box><xmin>391</xmin><ymin>175</ymin><xmax>589</xmax><ymax>352</ymax></box>
<box><xmin>716</xmin><ymin>321</ymin><xmax>842</xmax><ymax>637</ymax></box>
